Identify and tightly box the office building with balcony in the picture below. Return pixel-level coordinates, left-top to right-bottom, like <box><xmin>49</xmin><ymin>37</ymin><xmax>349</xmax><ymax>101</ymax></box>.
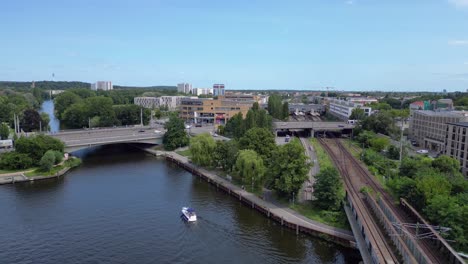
<box><xmin>445</xmin><ymin>122</ymin><xmax>468</xmax><ymax>177</ymax></box>
<box><xmin>409</xmin><ymin>110</ymin><xmax>468</xmax><ymax>152</ymax></box>
<box><xmin>179</xmin><ymin>97</ymin><xmax>252</xmax><ymax>125</ymax></box>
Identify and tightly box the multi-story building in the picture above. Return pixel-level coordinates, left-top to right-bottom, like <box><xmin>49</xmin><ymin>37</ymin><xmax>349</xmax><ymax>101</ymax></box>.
<box><xmin>192</xmin><ymin>88</ymin><xmax>213</xmax><ymax>96</ymax></box>
<box><xmin>445</xmin><ymin>122</ymin><xmax>468</xmax><ymax>177</ymax></box>
<box><xmin>134</xmin><ymin>97</ymin><xmax>161</xmax><ymax>109</ymax></box>
<box><xmin>409</xmin><ymin>110</ymin><xmax>468</xmax><ymax>152</ymax></box>
<box><xmin>213</xmin><ymin>84</ymin><xmax>225</xmax><ymax>96</ymax></box>
<box><xmin>347</xmin><ymin>97</ymin><xmax>378</xmax><ymax>105</ymax></box>
<box><xmin>180</xmin><ymin>97</ymin><xmax>252</xmax><ymax>125</ymax></box>
<box><xmin>91</xmin><ymin>81</ymin><xmax>113</xmax><ymax>91</ymax></box>
<box><xmin>328</xmin><ymin>98</ymin><xmax>372</xmax><ymax>120</ymax></box>
<box><xmin>177</xmin><ymin>83</ymin><xmax>192</xmax><ymax>94</ymax></box>
<box><xmin>134</xmin><ymin>96</ymin><xmax>193</xmax><ymax>110</ymax></box>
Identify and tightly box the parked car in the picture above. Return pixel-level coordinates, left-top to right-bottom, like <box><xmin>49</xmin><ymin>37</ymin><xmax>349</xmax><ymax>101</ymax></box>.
<box><xmin>416</xmin><ymin>149</ymin><xmax>429</xmax><ymax>154</ymax></box>
<box><xmin>195</xmin><ymin>123</ymin><xmax>202</xmax><ymax>127</ymax></box>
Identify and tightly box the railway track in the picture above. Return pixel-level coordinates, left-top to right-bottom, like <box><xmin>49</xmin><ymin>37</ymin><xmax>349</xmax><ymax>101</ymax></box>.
<box><xmin>333</xmin><ymin>139</ymin><xmax>446</xmax><ymax>264</ymax></box>
<box><xmin>319</xmin><ymin>138</ymin><xmax>399</xmax><ymax>263</ymax></box>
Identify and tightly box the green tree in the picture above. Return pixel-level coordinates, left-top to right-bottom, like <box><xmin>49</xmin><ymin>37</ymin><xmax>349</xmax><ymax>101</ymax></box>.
<box><xmin>239</xmin><ymin>127</ymin><xmax>277</xmax><ymax>161</ymax></box>
<box><xmin>361</xmin><ymin>111</ymin><xmax>398</xmax><ymax>136</ymax></box>
<box><xmin>62</xmin><ymin>103</ymin><xmax>88</xmax><ymax>128</ymax></box>
<box><xmin>432</xmin><ymin>155</ymin><xmax>460</xmax><ymax>175</ymax></box>
<box><xmin>0</xmin><ymin>152</ymin><xmax>34</xmax><ymax>170</ymax></box>
<box><xmin>416</xmin><ymin>172</ymin><xmax>452</xmax><ymax>206</ymax></box>
<box><xmin>399</xmin><ymin>156</ymin><xmax>433</xmax><ymax>178</ymax></box>
<box><xmin>54</xmin><ymin>91</ymin><xmax>82</xmax><ymax>118</ymax></box>
<box><xmin>424</xmin><ymin>195</ymin><xmax>468</xmax><ymax>250</ymax></box>
<box><xmin>349</xmin><ymin>108</ymin><xmax>366</xmax><ymax>120</ymax></box>
<box><xmin>282</xmin><ymin>102</ymin><xmax>289</xmax><ymax>120</ymax></box>
<box><xmin>20</xmin><ymin>109</ymin><xmax>42</xmax><ymax>132</ymax></box>
<box><xmin>387</xmin><ymin>145</ymin><xmax>400</xmax><ymax>160</ymax></box>
<box><xmin>84</xmin><ymin>96</ymin><xmax>117</xmax><ymax>127</ymax></box>
<box><xmin>39</xmin><ymin>150</ymin><xmax>56</xmax><ymax>172</ymax></box>
<box><xmin>355</xmin><ymin>130</ymin><xmax>376</xmax><ymax>147</ymax></box>
<box><xmin>267</xmin><ymin>94</ymin><xmax>283</xmax><ymax>119</ymax></box>
<box><xmin>269</xmin><ymin>139</ymin><xmax>310</xmax><ymax>197</ymax></box>
<box><xmin>369</xmin><ymin>137</ymin><xmax>390</xmax><ymax>152</ymax></box>
<box><xmin>163</xmin><ymin>114</ymin><xmax>189</xmax><ymax>151</ymax></box>
<box><xmin>40</xmin><ymin>113</ymin><xmax>50</xmax><ymax>131</ymax></box>
<box><xmin>213</xmin><ymin>140</ymin><xmax>239</xmax><ymax>171</ymax></box>
<box><xmin>0</xmin><ymin>122</ymin><xmax>9</xmax><ymax>139</ymax></box>
<box><xmin>313</xmin><ymin>167</ymin><xmax>343</xmax><ymax>211</ymax></box>
<box><xmin>51</xmin><ymin>150</ymin><xmax>63</xmax><ymax>164</ymax></box>
<box><xmin>234</xmin><ymin>149</ymin><xmax>265</xmax><ymax>192</ymax></box>
<box><xmin>190</xmin><ymin>133</ymin><xmax>217</xmax><ymax>166</ymax></box>
<box><xmin>224</xmin><ymin>112</ymin><xmax>245</xmax><ymax>138</ymax></box>
<box><xmin>14</xmin><ymin>134</ymin><xmax>64</xmax><ymax>164</ymax></box>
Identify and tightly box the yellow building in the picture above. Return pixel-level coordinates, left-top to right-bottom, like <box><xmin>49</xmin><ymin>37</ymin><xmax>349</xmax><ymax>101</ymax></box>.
<box><xmin>179</xmin><ymin>97</ymin><xmax>253</xmax><ymax>125</ymax></box>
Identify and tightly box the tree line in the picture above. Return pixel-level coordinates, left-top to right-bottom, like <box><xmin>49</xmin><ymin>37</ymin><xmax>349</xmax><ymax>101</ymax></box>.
<box><xmin>54</xmin><ymin>88</ymin><xmax>152</xmax><ymax>128</ymax></box>
<box><xmin>352</xmin><ymin>129</ymin><xmax>468</xmax><ymax>251</ymax></box>
<box><xmin>190</xmin><ymin>128</ymin><xmax>310</xmax><ymax>198</ymax></box>
<box><xmin>0</xmin><ymin>134</ymin><xmax>64</xmax><ymax>172</ymax></box>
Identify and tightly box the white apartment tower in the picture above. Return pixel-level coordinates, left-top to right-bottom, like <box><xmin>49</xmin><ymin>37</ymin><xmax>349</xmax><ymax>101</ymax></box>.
<box><xmin>91</xmin><ymin>81</ymin><xmax>113</xmax><ymax>91</ymax></box>
<box><xmin>177</xmin><ymin>83</ymin><xmax>193</xmax><ymax>94</ymax></box>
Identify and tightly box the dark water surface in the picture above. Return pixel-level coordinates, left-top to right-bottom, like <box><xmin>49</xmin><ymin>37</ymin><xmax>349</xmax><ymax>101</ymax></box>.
<box><xmin>0</xmin><ymin>145</ymin><xmax>360</xmax><ymax>264</ymax></box>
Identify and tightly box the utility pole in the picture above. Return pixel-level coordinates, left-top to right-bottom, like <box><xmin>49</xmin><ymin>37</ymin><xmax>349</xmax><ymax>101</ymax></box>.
<box><xmin>140</xmin><ymin>108</ymin><xmax>143</xmax><ymax>126</ymax></box>
<box><xmin>399</xmin><ymin>119</ymin><xmax>405</xmax><ymax>166</ymax></box>
<box><xmin>17</xmin><ymin>114</ymin><xmax>20</xmax><ymax>134</ymax></box>
<box><xmin>40</xmin><ymin>121</ymin><xmax>42</xmax><ymax>133</ymax></box>
<box><xmin>13</xmin><ymin>114</ymin><xmax>17</xmax><ymax>134</ymax></box>
<box><xmin>89</xmin><ymin>117</ymin><xmax>91</xmax><ymax>129</ymax></box>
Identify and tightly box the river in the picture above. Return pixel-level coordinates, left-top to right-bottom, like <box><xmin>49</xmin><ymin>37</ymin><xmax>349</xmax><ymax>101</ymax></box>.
<box><xmin>40</xmin><ymin>99</ymin><xmax>60</xmax><ymax>133</ymax></box>
<box><xmin>0</xmin><ymin>144</ymin><xmax>360</xmax><ymax>264</ymax></box>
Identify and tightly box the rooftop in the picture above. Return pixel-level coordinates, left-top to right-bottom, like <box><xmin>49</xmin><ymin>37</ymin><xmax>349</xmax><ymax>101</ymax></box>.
<box><xmin>414</xmin><ymin>110</ymin><xmax>468</xmax><ymax>117</ymax></box>
<box><xmin>448</xmin><ymin>122</ymin><xmax>468</xmax><ymax>128</ymax></box>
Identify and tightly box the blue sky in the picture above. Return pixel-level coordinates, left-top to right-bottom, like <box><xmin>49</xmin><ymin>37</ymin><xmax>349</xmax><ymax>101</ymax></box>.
<box><xmin>1</xmin><ymin>0</ymin><xmax>468</xmax><ymax>91</ymax></box>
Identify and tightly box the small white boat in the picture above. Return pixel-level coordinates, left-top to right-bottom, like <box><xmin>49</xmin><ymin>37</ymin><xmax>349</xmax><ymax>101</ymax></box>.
<box><xmin>181</xmin><ymin>207</ymin><xmax>197</xmax><ymax>222</ymax></box>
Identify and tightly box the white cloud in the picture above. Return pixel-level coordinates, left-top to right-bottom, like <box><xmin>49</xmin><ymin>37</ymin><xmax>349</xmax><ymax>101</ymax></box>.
<box><xmin>464</xmin><ymin>62</ymin><xmax>468</xmax><ymax>65</ymax></box>
<box><xmin>345</xmin><ymin>0</ymin><xmax>354</xmax><ymax>5</ymax></box>
<box><xmin>448</xmin><ymin>0</ymin><xmax>468</xmax><ymax>8</ymax></box>
<box><xmin>448</xmin><ymin>40</ymin><xmax>468</xmax><ymax>45</ymax></box>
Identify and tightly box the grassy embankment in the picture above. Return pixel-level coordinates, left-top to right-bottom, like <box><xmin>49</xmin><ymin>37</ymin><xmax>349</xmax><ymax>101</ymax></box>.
<box><xmin>280</xmin><ymin>138</ymin><xmax>350</xmax><ymax>230</ymax></box>
<box><xmin>25</xmin><ymin>158</ymin><xmax>82</xmax><ymax>177</ymax></box>
<box><xmin>341</xmin><ymin>139</ymin><xmax>388</xmax><ymax>187</ymax></box>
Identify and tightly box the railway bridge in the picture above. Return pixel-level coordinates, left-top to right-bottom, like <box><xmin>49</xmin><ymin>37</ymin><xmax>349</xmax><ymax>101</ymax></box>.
<box><xmin>273</xmin><ymin>121</ymin><xmax>354</xmax><ymax>137</ymax></box>
<box><xmin>319</xmin><ymin>138</ymin><xmax>464</xmax><ymax>264</ymax></box>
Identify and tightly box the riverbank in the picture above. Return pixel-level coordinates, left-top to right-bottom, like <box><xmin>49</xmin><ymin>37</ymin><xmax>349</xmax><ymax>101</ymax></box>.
<box><xmin>139</xmin><ymin>147</ymin><xmax>356</xmax><ymax>249</ymax></box>
<box><xmin>0</xmin><ymin>158</ymin><xmax>80</xmax><ymax>185</ymax></box>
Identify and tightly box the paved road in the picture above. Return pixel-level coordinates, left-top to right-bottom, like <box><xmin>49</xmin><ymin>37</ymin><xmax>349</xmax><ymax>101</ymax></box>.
<box><xmin>0</xmin><ymin>172</ymin><xmax>28</xmax><ymax>184</ymax></box>
<box><xmin>299</xmin><ymin>137</ymin><xmax>317</xmax><ymax>202</ymax></box>
<box><xmin>50</xmin><ymin>126</ymin><xmax>165</xmax><ymax>148</ymax></box>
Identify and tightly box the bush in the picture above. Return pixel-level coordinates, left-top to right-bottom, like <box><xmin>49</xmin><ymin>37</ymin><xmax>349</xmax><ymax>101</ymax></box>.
<box><xmin>39</xmin><ymin>151</ymin><xmax>56</xmax><ymax>172</ymax></box>
<box><xmin>15</xmin><ymin>135</ymin><xmax>64</xmax><ymax>164</ymax></box>
<box><xmin>0</xmin><ymin>152</ymin><xmax>34</xmax><ymax>170</ymax></box>
<box><xmin>65</xmin><ymin>157</ymin><xmax>82</xmax><ymax>168</ymax></box>
<box><xmin>52</xmin><ymin>151</ymin><xmax>63</xmax><ymax>164</ymax></box>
